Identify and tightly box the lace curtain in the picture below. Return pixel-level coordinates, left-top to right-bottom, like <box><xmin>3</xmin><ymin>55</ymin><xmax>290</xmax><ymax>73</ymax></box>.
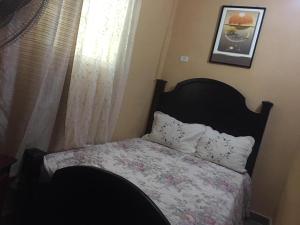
<box><xmin>0</xmin><ymin>0</ymin><xmax>83</xmax><ymax>173</ymax></box>
<box><xmin>0</xmin><ymin>0</ymin><xmax>141</xmax><ymax>170</ymax></box>
<box><xmin>65</xmin><ymin>0</ymin><xmax>142</xmax><ymax>148</ymax></box>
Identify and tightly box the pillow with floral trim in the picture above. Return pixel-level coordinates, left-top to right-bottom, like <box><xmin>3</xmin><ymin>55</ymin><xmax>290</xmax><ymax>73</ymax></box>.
<box><xmin>143</xmin><ymin>111</ymin><xmax>206</xmax><ymax>154</ymax></box>
<box><xmin>195</xmin><ymin>126</ymin><xmax>255</xmax><ymax>173</ymax></box>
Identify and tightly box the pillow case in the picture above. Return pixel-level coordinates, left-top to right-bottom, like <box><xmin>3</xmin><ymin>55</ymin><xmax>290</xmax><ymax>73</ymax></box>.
<box><xmin>195</xmin><ymin>126</ymin><xmax>255</xmax><ymax>173</ymax></box>
<box><xmin>143</xmin><ymin>111</ymin><xmax>206</xmax><ymax>154</ymax></box>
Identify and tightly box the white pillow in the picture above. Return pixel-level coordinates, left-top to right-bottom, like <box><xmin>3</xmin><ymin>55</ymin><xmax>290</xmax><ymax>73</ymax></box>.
<box><xmin>143</xmin><ymin>111</ymin><xmax>206</xmax><ymax>154</ymax></box>
<box><xmin>195</xmin><ymin>126</ymin><xmax>255</xmax><ymax>173</ymax></box>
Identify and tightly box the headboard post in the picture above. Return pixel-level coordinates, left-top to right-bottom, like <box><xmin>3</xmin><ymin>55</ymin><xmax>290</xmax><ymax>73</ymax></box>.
<box><xmin>145</xmin><ymin>79</ymin><xmax>167</xmax><ymax>134</ymax></box>
<box><xmin>246</xmin><ymin>101</ymin><xmax>273</xmax><ymax>176</ymax></box>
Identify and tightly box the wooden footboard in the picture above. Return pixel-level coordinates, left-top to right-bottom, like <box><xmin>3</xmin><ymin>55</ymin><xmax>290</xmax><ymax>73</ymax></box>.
<box><xmin>19</xmin><ymin>148</ymin><xmax>48</xmax><ymax>189</ymax></box>
<box><xmin>17</xmin><ymin>148</ymin><xmax>49</xmax><ymax>225</ymax></box>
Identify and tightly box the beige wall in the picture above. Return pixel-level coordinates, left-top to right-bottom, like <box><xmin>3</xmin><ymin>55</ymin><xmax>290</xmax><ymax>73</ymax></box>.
<box><xmin>275</xmin><ymin>149</ymin><xmax>300</xmax><ymax>225</ymax></box>
<box><xmin>113</xmin><ymin>0</ymin><xmax>178</xmax><ymax>140</ymax></box>
<box><xmin>161</xmin><ymin>0</ymin><xmax>300</xmax><ymax>219</ymax></box>
<box><xmin>113</xmin><ymin>0</ymin><xmax>300</xmax><ymax>220</ymax></box>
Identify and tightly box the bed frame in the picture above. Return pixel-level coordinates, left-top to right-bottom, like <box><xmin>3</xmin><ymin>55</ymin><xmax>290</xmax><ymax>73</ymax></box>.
<box><xmin>18</xmin><ymin>78</ymin><xmax>273</xmax><ymax>224</ymax></box>
<box><xmin>146</xmin><ymin>78</ymin><xmax>273</xmax><ymax>176</ymax></box>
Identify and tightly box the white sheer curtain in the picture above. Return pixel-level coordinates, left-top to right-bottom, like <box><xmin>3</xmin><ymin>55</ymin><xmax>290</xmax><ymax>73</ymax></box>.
<box><xmin>0</xmin><ymin>0</ymin><xmax>83</xmax><ymax>173</ymax></box>
<box><xmin>65</xmin><ymin>0</ymin><xmax>141</xmax><ymax>148</ymax></box>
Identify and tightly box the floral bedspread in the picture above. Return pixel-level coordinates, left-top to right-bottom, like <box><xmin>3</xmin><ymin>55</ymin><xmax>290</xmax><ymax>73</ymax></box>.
<box><xmin>44</xmin><ymin>138</ymin><xmax>251</xmax><ymax>225</ymax></box>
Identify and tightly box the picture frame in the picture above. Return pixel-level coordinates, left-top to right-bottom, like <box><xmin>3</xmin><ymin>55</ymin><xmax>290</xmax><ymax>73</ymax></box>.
<box><xmin>210</xmin><ymin>6</ymin><xmax>266</xmax><ymax>68</ymax></box>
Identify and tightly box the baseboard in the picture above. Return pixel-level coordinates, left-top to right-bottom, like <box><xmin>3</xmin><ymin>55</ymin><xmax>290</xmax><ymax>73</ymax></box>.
<box><xmin>250</xmin><ymin>211</ymin><xmax>272</xmax><ymax>225</ymax></box>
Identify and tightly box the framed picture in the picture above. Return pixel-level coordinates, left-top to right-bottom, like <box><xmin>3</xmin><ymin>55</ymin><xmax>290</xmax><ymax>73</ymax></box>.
<box><xmin>210</xmin><ymin>6</ymin><xmax>266</xmax><ymax>68</ymax></box>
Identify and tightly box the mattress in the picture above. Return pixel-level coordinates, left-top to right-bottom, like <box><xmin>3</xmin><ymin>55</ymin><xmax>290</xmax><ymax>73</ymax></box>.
<box><xmin>44</xmin><ymin>138</ymin><xmax>251</xmax><ymax>225</ymax></box>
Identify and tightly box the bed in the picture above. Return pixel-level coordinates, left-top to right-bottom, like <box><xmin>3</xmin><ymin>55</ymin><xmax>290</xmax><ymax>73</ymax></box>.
<box><xmin>20</xmin><ymin>78</ymin><xmax>273</xmax><ymax>225</ymax></box>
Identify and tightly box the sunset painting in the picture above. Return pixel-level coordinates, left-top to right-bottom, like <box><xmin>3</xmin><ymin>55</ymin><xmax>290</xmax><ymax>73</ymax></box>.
<box><xmin>210</xmin><ymin>6</ymin><xmax>266</xmax><ymax>68</ymax></box>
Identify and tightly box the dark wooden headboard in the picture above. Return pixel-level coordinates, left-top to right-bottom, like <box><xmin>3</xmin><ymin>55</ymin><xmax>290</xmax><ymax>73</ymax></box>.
<box><xmin>146</xmin><ymin>78</ymin><xmax>273</xmax><ymax>176</ymax></box>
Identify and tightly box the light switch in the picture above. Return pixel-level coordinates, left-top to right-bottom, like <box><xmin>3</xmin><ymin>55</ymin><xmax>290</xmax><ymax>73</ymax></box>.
<box><xmin>179</xmin><ymin>56</ymin><xmax>189</xmax><ymax>63</ymax></box>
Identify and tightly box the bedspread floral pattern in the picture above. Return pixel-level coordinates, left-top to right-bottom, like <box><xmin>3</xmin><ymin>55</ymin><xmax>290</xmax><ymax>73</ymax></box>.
<box><xmin>44</xmin><ymin>138</ymin><xmax>251</xmax><ymax>225</ymax></box>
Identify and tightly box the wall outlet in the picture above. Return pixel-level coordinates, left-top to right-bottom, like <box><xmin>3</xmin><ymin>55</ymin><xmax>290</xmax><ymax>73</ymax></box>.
<box><xmin>179</xmin><ymin>56</ymin><xmax>189</xmax><ymax>63</ymax></box>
